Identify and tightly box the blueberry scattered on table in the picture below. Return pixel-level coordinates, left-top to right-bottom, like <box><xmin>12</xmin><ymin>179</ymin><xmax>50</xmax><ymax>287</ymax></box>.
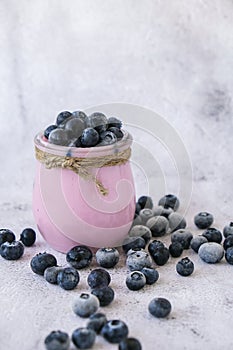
<box><xmin>137</xmin><ymin>195</ymin><xmax>153</xmax><ymax>210</ymax></box>
<box><xmin>223</xmin><ymin>222</ymin><xmax>233</xmax><ymax>238</ymax></box>
<box><xmin>91</xmin><ymin>286</ymin><xmax>115</xmax><ymax>307</ymax></box>
<box><xmin>0</xmin><ymin>229</ymin><xmax>15</xmax><ymax>246</ymax></box>
<box><xmin>20</xmin><ymin>228</ymin><xmax>36</xmax><ymax>247</ymax></box>
<box><xmin>101</xmin><ymin>320</ymin><xmax>129</xmax><ymax>343</ymax></box>
<box><xmin>194</xmin><ymin>212</ymin><xmax>214</xmax><ymax>229</ymax></box>
<box><xmin>190</xmin><ymin>236</ymin><xmax>208</xmax><ymax>253</ymax></box>
<box><xmin>44</xmin><ymin>330</ymin><xmax>70</xmax><ymax>350</ymax></box>
<box><xmin>72</xmin><ymin>327</ymin><xmax>96</xmax><ymax>349</ymax></box>
<box><xmin>126</xmin><ymin>250</ymin><xmax>152</xmax><ymax>271</ymax></box>
<box><xmin>66</xmin><ymin>245</ymin><xmax>93</xmax><ymax>269</ymax></box>
<box><xmin>168</xmin><ymin>212</ymin><xmax>187</xmax><ymax>232</ymax></box>
<box><xmin>202</xmin><ymin>228</ymin><xmax>222</xmax><ymax>244</ymax></box>
<box><xmin>153</xmin><ymin>205</ymin><xmax>173</xmax><ymax>218</ymax></box>
<box><xmin>126</xmin><ymin>271</ymin><xmax>146</xmax><ymax>291</ymax></box>
<box><xmin>148</xmin><ymin>239</ymin><xmax>165</xmax><ymax>255</ymax></box>
<box><xmin>30</xmin><ymin>252</ymin><xmax>57</xmax><ymax>275</ymax></box>
<box><xmin>176</xmin><ymin>257</ymin><xmax>194</xmax><ymax>276</ymax></box>
<box><xmin>87</xmin><ymin>268</ymin><xmax>111</xmax><ymax>289</ymax></box>
<box><xmin>122</xmin><ymin>236</ymin><xmax>146</xmax><ymax>254</ymax></box>
<box><xmin>72</xmin><ymin>293</ymin><xmax>99</xmax><ymax>318</ymax></box>
<box><xmin>146</xmin><ymin>216</ymin><xmax>169</xmax><ymax>237</ymax></box>
<box><xmin>119</xmin><ymin>337</ymin><xmax>142</xmax><ymax>350</ymax></box>
<box><xmin>223</xmin><ymin>235</ymin><xmax>233</xmax><ymax>251</ymax></box>
<box><xmin>139</xmin><ymin>208</ymin><xmax>154</xmax><ymax>224</ymax></box>
<box><xmin>95</xmin><ymin>248</ymin><xmax>120</xmax><ymax>268</ymax></box>
<box><xmin>169</xmin><ymin>242</ymin><xmax>183</xmax><ymax>258</ymax></box>
<box><xmin>131</xmin><ymin>215</ymin><xmax>143</xmax><ymax>227</ymax></box>
<box><xmin>148</xmin><ymin>297</ymin><xmax>172</xmax><ymax>318</ymax></box>
<box><xmin>158</xmin><ymin>194</ymin><xmax>180</xmax><ymax>211</ymax></box>
<box><xmin>135</xmin><ymin>203</ymin><xmax>142</xmax><ymax>215</ymax></box>
<box><xmin>0</xmin><ymin>241</ymin><xmax>24</xmax><ymax>260</ymax></box>
<box><xmin>225</xmin><ymin>247</ymin><xmax>233</xmax><ymax>265</ymax></box>
<box><xmin>141</xmin><ymin>267</ymin><xmax>159</xmax><ymax>285</ymax></box>
<box><xmin>44</xmin><ymin>266</ymin><xmax>63</xmax><ymax>284</ymax></box>
<box><xmin>87</xmin><ymin>313</ymin><xmax>107</xmax><ymax>334</ymax></box>
<box><xmin>150</xmin><ymin>246</ymin><xmax>170</xmax><ymax>266</ymax></box>
<box><xmin>129</xmin><ymin>225</ymin><xmax>152</xmax><ymax>243</ymax></box>
<box><xmin>171</xmin><ymin>229</ymin><xmax>193</xmax><ymax>249</ymax></box>
<box><xmin>198</xmin><ymin>242</ymin><xmax>224</xmax><ymax>263</ymax></box>
<box><xmin>57</xmin><ymin>267</ymin><xmax>80</xmax><ymax>290</ymax></box>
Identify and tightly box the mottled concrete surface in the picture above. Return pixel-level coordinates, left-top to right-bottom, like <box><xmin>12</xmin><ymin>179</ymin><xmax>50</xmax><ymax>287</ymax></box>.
<box><xmin>0</xmin><ymin>1</ymin><xmax>233</xmax><ymax>349</ymax></box>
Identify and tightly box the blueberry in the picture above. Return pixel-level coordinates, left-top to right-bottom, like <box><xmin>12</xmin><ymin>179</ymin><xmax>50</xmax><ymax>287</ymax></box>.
<box><xmin>223</xmin><ymin>222</ymin><xmax>233</xmax><ymax>238</ymax></box>
<box><xmin>126</xmin><ymin>247</ymin><xmax>145</xmax><ymax>256</ymax></box>
<box><xmin>131</xmin><ymin>215</ymin><xmax>143</xmax><ymax>227</ymax></box>
<box><xmin>122</xmin><ymin>236</ymin><xmax>146</xmax><ymax>254</ymax></box>
<box><xmin>87</xmin><ymin>268</ymin><xmax>111</xmax><ymax>289</ymax></box>
<box><xmin>148</xmin><ymin>298</ymin><xmax>172</xmax><ymax>318</ymax></box>
<box><xmin>171</xmin><ymin>229</ymin><xmax>193</xmax><ymax>249</ymax></box>
<box><xmin>81</xmin><ymin>128</ymin><xmax>99</xmax><ymax>147</ymax></box>
<box><xmin>57</xmin><ymin>267</ymin><xmax>80</xmax><ymax>290</ymax></box>
<box><xmin>48</xmin><ymin>128</ymin><xmax>72</xmax><ymax>146</ymax></box>
<box><xmin>158</xmin><ymin>194</ymin><xmax>180</xmax><ymax>211</ymax></box>
<box><xmin>98</xmin><ymin>131</ymin><xmax>117</xmax><ymax>146</ymax></box>
<box><xmin>88</xmin><ymin>112</ymin><xmax>108</xmax><ymax>132</ymax></box>
<box><xmin>0</xmin><ymin>229</ymin><xmax>15</xmax><ymax>246</ymax></box>
<box><xmin>108</xmin><ymin>127</ymin><xmax>124</xmax><ymax>140</ymax></box>
<box><xmin>44</xmin><ymin>266</ymin><xmax>63</xmax><ymax>284</ymax></box>
<box><xmin>126</xmin><ymin>251</ymin><xmax>152</xmax><ymax>271</ymax></box>
<box><xmin>66</xmin><ymin>245</ymin><xmax>93</xmax><ymax>269</ymax></box>
<box><xmin>190</xmin><ymin>236</ymin><xmax>208</xmax><ymax>253</ymax></box>
<box><xmin>107</xmin><ymin>117</ymin><xmax>122</xmax><ymax>129</ymax></box>
<box><xmin>87</xmin><ymin>313</ymin><xmax>107</xmax><ymax>334</ymax></box>
<box><xmin>202</xmin><ymin>228</ymin><xmax>222</xmax><ymax>244</ymax></box>
<box><xmin>44</xmin><ymin>330</ymin><xmax>70</xmax><ymax>350</ymax></box>
<box><xmin>30</xmin><ymin>252</ymin><xmax>57</xmax><ymax>275</ymax></box>
<box><xmin>225</xmin><ymin>247</ymin><xmax>233</xmax><ymax>265</ymax></box>
<box><xmin>139</xmin><ymin>208</ymin><xmax>154</xmax><ymax>224</ymax></box>
<box><xmin>135</xmin><ymin>203</ymin><xmax>142</xmax><ymax>215</ymax></box>
<box><xmin>119</xmin><ymin>338</ymin><xmax>142</xmax><ymax>350</ymax></box>
<box><xmin>150</xmin><ymin>247</ymin><xmax>170</xmax><ymax>266</ymax></box>
<box><xmin>91</xmin><ymin>286</ymin><xmax>115</xmax><ymax>306</ymax></box>
<box><xmin>137</xmin><ymin>196</ymin><xmax>153</xmax><ymax>209</ymax></box>
<box><xmin>198</xmin><ymin>242</ymin><xmax>224</xmax><ymax>263</ymax></box>
<box><xmin>194</xmin><ymin>212</ymin><xmax>214</xmax><ymax>229</ymax></box>
<box><xmin>126</xmin><ymin>271</ymin><xmax>146</xmax><ymax>291</ymax></box>
<box><xmin>101</xmin><ymin>320</ymin><xmax>129</xmax><ymax>343</ymax></box>
<box><xmin>95</xmin><ymin>248</ymin><xmax>119</xmax><ymax>268</ymax></box>
<box><xmin>148</xmin><ymin>240</ymin><xmax>165</xmax><ymax>255</ymax></box>
<box><xmin>223</xmin><ymin>235</ymin><xmax>233</xmax><ymax>251</ymax></box>
<box><xmin>176</xmin><ymin>257</ymin><xmax>194</xmax><ymax>276</ymax></box>
<box><xmin>153</xmin><ymin>206</ymin><xmax>173</xmax><ymax>218</ymax></box>
<box><xmin>0</xmin><ymin>241</ymin><xmax>24</xmax><ymax>260</ymax></box>
<box><xmin>129</xmin><ymin>225</ymin><xmax>152</xmax><ymax>244</ymax></box>
<box><xmin>72</xmin><ymin>110</ymin><xmax>89</xmax><ymax>126</ymax></box>
<box><xmin>44</xmin><ymin>125</ymin><xmax>57</xmax><ymax>139</ymax></box>
<box><xmin>20</xmin><ymin>228</ymin><xmax>36</xmax><ymax>247</ymax></box>
<box><xmin>72</xmin><ymin>327</ymin><xmax>96</xmax><ymax>349</ymax></box>
<box><xmin>72</xmin><ymin>293</ymin><xmax>99</xmax><ymax>318</ymax></box>
<box><xmin>141</xmin><ymin>267</ymin><xmax>159</xmax><ymax>285</ymax></box>
<box><xmin>168</xmin><ymin>213</ymin><xmax>187</xmax><ymax>232</ymax></box>
<box><xmin>64</xmin><ymin>117</ymin><xmax>85</xmax><ymax>138</ymax></box>
<box><xmin>146</xmin><ymin>216</ymin><xmax>169</xmax><ymax>237</ymax></box>
<box><xmin>169</xmin><ymin>242</ymin><xmax>183</xmax><ymax>258</ymax></box>
<box><xmin>56</xmin><ymin>111</ymin><xmax>72</xmax><ymax>125</ymax></box>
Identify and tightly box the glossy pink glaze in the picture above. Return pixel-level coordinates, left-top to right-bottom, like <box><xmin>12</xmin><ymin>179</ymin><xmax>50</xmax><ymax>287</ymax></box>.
<box><xmin>32</xmin><ymin>131</ymin><xmax>136</xmax><ymax>253</ymax></box>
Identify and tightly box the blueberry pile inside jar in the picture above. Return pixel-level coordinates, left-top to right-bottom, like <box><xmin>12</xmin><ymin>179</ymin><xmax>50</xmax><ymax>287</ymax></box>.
<box><xmin>43</xmin><ymin>110</ymin><xmax>124</xmax><ymax>147</ymax></box>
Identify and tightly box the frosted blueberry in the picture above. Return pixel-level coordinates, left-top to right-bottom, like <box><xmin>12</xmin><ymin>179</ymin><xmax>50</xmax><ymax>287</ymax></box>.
<box><xmin>126</xmin><ymin>247</ymin><xmax>145</xmax><ymax>256</ymax></box>
<box><xmin>158</xmin><ymin>194</ymin><xmax>180</xmax><ymax>211</ymax></box>
<box><xmin>171</xmin><ymin>229</ymin><xmax>193</xmax><ymax>249</ymax></box>
<box><xmin>95</xmin><ymin>248</ymin><xmax>120</xmax><ymax>268</ymax></box>
<box><xmin>141</xmin><ymin>267</ymin><xmax>159</xmax><ymax>285</ymax></box>
<box><xmin>139</xmin><ymin>208</ymin><xmax>154</xmax><ymax>224</ymax></box>
<box><xmin>198</xmin><ymin>242</ymin><xmax>224</xmax><ymax>263</ymax></box>
<box><xmin>202</xmin><ymin>228</ymin><xmax>222</xmax><ymax>244</ymax></box>
<box><xmin>101</xmin><ymin>319</ymin><xmax>128</xmax><ymax>344</ymax></box>
<box><xmin>88</xmin><ymin>112</ymin><xmax>108</xmax><ymax>133</ymax></box>
<box><xmin>0</xmin><ymin>241</ymin><xmax>24</xmax><ymax>260</ymax></box>
<box><xmin>148</xmin><ymin>298</ymin><xmax>172</xmax><ymax>318</ymax></box>
<box><xmin>126</xmin><ymin>271</ymin><xmax>146</xmax><ymax>291</ymax></box>
<box><xmin>194</xmin><ymin>212</ymin><xmax>214</xmax><ymax>229</ymax></box>
<box><xmin>137</xmin><ymin>196</ymin><xmax>153</xmax><ymax>209</ymax></box>
<box><xmin>128</xmin><ymin>225</ymin><xmax>152</xmax><ymax>244</ymax></box>
<box><xmin>126</xmin><ymin>251</ymin><xmax>152</xmax><ymax>271</ymax></box>
<box><xmin>168</xmin><ymin>212</ymin><xmax>187</xmax><ymax>232</ymax></box>
<box><xmin>223</xmin><ymin>235</ymin><xmax>233</xmax><ymax>251</ymax></box>
<box><xmin>146</xmin><ymin>216</ymin><xmax>169</xmax><ymax>237</ymax></box>
<box><xmin>72</xmin><ymin>293</ymin><xmax>99</xmax><ymax>318</ymax></box>
<box><xmin>91</xmin><ymin>286</ymin><xmax>115</xmax><ymax>307</ymax></box>
<box><xmin>223</xmin><ymin>222</ymin><xmax>233</xmax><ymax>238</ymax></box>
<box><xmin>190</xmin><ymin>235</ymin><xmax>208</xmax><ymax>253</ymax></box>
<box><xmin>176</xmin><ymin>257</ymin><xmax>194</xmax><ymax>276</ymax></box>
<box><xmin>72</xmin><ymin>327</ymin><xmax>96</xmax><ymax>349</ymax></box>
<box><xmin>64</xmin><ymin>117</ymin><xmax>85</xmax><ymax>138</ymax></box>
<box><xmin>44</xmin><ymin>330</ymin><xmax>70</xmax><ymax>350</ymax></box>
<box><xmin>131</xmin><ymin>215</ymin><xmax>143</xmax><ymax>227</ymax></box>
<box><xmin>48</xmin><ymin>128</ymin><xmax>72</xmax><ymax>146</ymax></box>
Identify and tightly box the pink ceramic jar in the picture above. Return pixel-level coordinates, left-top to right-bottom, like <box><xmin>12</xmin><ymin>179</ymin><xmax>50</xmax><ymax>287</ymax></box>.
<box><xmin>32</xmin><ymin>130</ymin><xmax>135</xmax><ymax>253</ymax></box>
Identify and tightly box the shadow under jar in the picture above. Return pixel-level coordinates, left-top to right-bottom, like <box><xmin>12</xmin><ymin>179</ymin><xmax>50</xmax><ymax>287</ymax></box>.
<box><xmin>32</xmin><ymin>130</ymin><xmax>136</xmax><ymax>253</ymax></box>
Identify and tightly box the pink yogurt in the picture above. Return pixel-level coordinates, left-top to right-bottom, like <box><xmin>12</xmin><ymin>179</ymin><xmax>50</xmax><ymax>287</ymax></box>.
<box><xmin>32</xmin><ymin>130</ymin><xmax>136</xmax><ymax>253</ymax></box>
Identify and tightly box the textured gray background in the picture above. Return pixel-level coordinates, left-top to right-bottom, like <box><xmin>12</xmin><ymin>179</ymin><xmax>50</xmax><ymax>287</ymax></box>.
<box><xmin>0</xmin><ymin>1</ymin><xmax>233</xmax><ymax>349</ymax></box>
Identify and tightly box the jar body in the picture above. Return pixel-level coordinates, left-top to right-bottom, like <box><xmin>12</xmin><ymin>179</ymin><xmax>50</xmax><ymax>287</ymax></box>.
<box><xmin>32</xmin><ymin>132</ymin><xmax>135</xmax><ymax>252</ymax></box>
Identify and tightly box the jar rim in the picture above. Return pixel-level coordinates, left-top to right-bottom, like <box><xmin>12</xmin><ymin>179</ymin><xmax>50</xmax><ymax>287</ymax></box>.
<box><xmin>34</xmin><ymin>129</ymin><xmax>133</xmax><ymax>157</ymax></box>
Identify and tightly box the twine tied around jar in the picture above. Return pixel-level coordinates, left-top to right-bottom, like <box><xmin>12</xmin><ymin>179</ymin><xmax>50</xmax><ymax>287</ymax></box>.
<box><xmin>35</xmin><ymin>146</ymin><xmax>131</xmax><ymax>196</ymax></box>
